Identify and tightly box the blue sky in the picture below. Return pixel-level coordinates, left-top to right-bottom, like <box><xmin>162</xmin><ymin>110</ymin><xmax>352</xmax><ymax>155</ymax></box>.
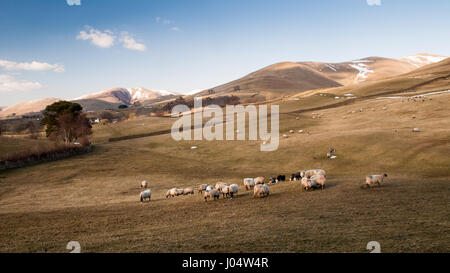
<box><xmin>0</xmin><ymin>0</ymin><xmax>449</xmax><ymax>106</ymax></box>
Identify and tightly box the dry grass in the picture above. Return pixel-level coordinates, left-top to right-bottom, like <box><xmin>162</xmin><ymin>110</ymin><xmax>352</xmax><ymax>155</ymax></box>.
<box><xmin>0</xmin><ymin>81</ymin><xmax>449</xmax><ymax>252</ymax></box>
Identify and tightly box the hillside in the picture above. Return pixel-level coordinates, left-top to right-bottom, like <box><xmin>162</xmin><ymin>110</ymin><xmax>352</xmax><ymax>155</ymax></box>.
<box><xmin>1</xmin><ymin>71</ymin><xmax>448</xmax><ymax>252</ymax></box>
<box><xmin>0</xmin><ymin>97</ymin><xmax>61</xmax><ymax>117</ymax></box>
<box><xmin>0</xmin><ymin>87</ymin><xmax>180</xmax><ymax>117</ymax></box>
<box><xmin>193</xmin><ymin>62</ymin><xmax>342</xmax><ymax>102</ymax></box>
<box><xmin>76</xmin><ymin>87</ymin><xmax>179</xmax><ymax>105</ymax></box>
<box><xmin>189</xmin><ymin>54</ymin><xmax>447</xmax><ymax>103</ymax></box>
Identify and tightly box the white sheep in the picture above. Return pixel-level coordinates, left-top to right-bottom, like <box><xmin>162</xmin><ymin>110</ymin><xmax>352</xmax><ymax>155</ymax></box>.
<box><xmin>301</xmin><ymin>169</ymin><xmax>326</xmax><ymax>178</ymax></box>
<box><xmin>183</xmin><ymin>187</ymin><xmax>194</xmax><ymax>195</ymax></box>
<box><xmin>301</xmin><ymin>177</ymin><xmax>317</xmax><ymax>191</ymax></box>
<box><xmin>310</xmin><ymin>174</ymin><xmax>326</xmax><ymax>190</ymax></box>
<box><xmin>254</xmin><ymin>177</ymin><xmax>264</xmax><ymax>185</ymax></box>
<box><xmin>365</xmin><ymin>174</ymin><xmax>388</xmax><ymax>187</ymax></box>
<box><xmin>141</xmin><ymin>180</ymin><xmax>148</xmax><ymax>188</ymax></box>
<box><xmin>229</xmin><ymin>184</ymin><xmax>239</xmax><ymax>198</ymax></box>
<box><xmin>215</xmin><ymin>182</ymin><xmax>228</xmax><ymax>192</ymax></box>
<box><xmin>253</xmin><ymin>184</ymin><xmax>270</xmax><ymax>198</ymax></box>
<box><xmin>140</xmin><ymin>189</ymin><xmax>151</xmax><ymax>202</ymax></box>
<box><xmin>176</xmin><ymin>188</ymin><xmax>184</xmax><ymax>196</ymax></box>
<box><xmin>243</xmin><ymin>178</ymin><xmax>255</xmax><ymax>190</ymax></box>
<box><xmin>221</xmin><ymin>185</ymin><xmax>231</xmax><ymax>198</ymax></box>
<box><xmin>204</xmin><ymin>189</ymin><xmax>220</xmax><ymax>202</ymax></box>
<box><xmin>198</xmin><ymin>184</ymin><xmax>208</xmax><ymax>194</ymax></box>
<box><xmin>166</xmin><ymin>188</ymin><xmax>178</xmax><ymax>198</ymax></box>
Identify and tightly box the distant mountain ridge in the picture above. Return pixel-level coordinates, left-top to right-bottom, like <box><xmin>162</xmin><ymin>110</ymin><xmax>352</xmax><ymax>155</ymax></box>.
<box><xmin>190</xmin><ymin>53</ymin><xmax>447</xmax><ymax>101</ymax></box>
<box><xmin>0</xmin><ymin>87</ymin><xmax>179</xmax><ymax>117</ymax></box>
<box><xmin>75</xmin><ymin>87</ymin><xmax>179</xmax><ymax>105</ymax></box>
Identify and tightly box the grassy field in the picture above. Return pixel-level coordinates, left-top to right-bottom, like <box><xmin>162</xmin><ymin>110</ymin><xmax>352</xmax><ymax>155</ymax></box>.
<box><xmin>0</xmin><ymin>85</ymin><xmax>449</xmax><ymax>252</ymax></box>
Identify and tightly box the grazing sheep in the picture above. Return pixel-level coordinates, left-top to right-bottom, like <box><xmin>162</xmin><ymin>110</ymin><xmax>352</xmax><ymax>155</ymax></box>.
<box><xmin>301</xmin><ymin>177</ymin><xmax>317</xmax><ymax>191</ymax></box>
<box><xmin>268</xmin><ymin>177</ymin><xmax>277</xmax><ymax>184</ymax></box>
<box><xmin>183</xmin><ymin>187</ymin><xmax>194</xmax><ymax>195</ymax></box>
<box><xmin>166</xmin><ymin>188</ymin><xmax>178</xmax><ymax>198</ymax></box>
<box><xmin>310</xmin><ymin>174</ymin><xmax>326</xmax><ymax>190</ymax></box>
<box><xmin>176</xmin><ymin>188</ymin><xmax>184</xmax><ymax>196</ymax></box>
<box><xmin>140</xmin><ymin>189</ymin><xmax>152</xmax><ymax>202</ymax></box>
<box><xmin>301</xmin><ymin>169</ymin><xmax>326</xmax><ymax>178</ymax></box>
<box><xmin>254</xmin><ymin>177</ymin><xmax>265</xmax><ymax>185</ymax></box>
<box><xmin>198</xmin><ymin>184</ymin><xmax>208</xmax><ymax>194</ymax></box>
<box><xmin>221</xmin><ymin>185</ymin><xmax>231</xmax><ymax>198</ymax></box>
<box><xmin>290</xmin><ymin>172</ymin><xmax>301</xmax><ymax>181</ymax></box>
<box><xmin>141</xmin><ymin>180</ymin><xmax>148</xmax><ymax>188</ymax></box>
<box><xmin>215</xmin><ymin>182</ymin><xmax>228</xmax><ymax>192</ymax></box>
<box><xmin>243</xmin><ymin>178</ymin><xmax>255</xmax><ymax>190</ymax></box>
<box><xmin>204</xmin><ymin>189</ymin><xmax>220</xmax><ymax>202</ymax></box>
<box><xmin>229</xmin><ymin>184</ymin><xmax>239</xmax><ymax>198</ymax></box>
<box><xmin>253</xmin><ymin>184</ymin><xmax>270</xmax><ymax>198</ymax></box>
<box><xmin>206</xmin><ymin>185</ymin><xmax>215</xmax><ymax>191</ymax></box>
<box><xmin>365</xmin><ymin>174</ymin><xmax>388</xmax><ymax>187</ymax></box>
<box><xmin>276</xmin><ymin>174</ymin><xmax>286</xmax><ymax>182</ymax></box>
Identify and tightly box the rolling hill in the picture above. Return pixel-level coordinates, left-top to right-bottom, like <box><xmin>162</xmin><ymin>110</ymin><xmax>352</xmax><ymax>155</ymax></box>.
<box><xmin>0</xmin><ymin>97</ymin><xmax>61</xmax><ymax>117</ymax></box>
<box><xmin>190</xmin><ymin>53</ymin><xmax>447</xmax><ymax>102</ymax></box>
<box><xmin>0</xmin><ymin>87</ymin><xmax>180</xmax><ymax>117</ymax></box>
<box><xmin>75</xmin><ymin>87</ymin><xmax>179</xmax><ymax>105</ymax></box>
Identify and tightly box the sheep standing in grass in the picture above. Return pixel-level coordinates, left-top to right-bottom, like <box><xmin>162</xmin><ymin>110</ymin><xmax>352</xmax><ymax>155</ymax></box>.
<box><xmin>254</xmin><ymin>177</ymin><xmax>265</xmax><ymax>185</ymax></box>
<box><xmin>204</xmin><ymin>189</ymin><xmax>220</xmax><ymax>202</ymax></box>
<box><xmin>301</xmin><ymin>177</ymin><xmax>317</xmax><ymax>191</ymax></box>
<box><xmin>198</xmin><ymin>184</ymin><xmax>208</xmax><ymax>194</ymax></box>
<box><xmin>301</xmin><ymin>169</ymin><xmax>326</xmax><ymax>178</ymax></box>
<box><xmin>176</xmin><ymin>188</ymin><xmax>184</xmax><ymax>196</ymax></box>
<box><xmin>140</xmin><ymin>189</ymin><xmax>151</xmax><ymax>202</ymax></box>
<box><xmin>290</xmin><ymin>172</ymin><xmax>301</xmax><ymax>181</ymax></box>
<box><xmin>166</xmin><ymin>188</ymin><xmax>178</xmax><ymax>198</ymax></box>
<box><xmin>254</xmin><ymin>184</ymin><xmax>270</xmax><ymax>198</ymax></box>
<box><xmin>215</xmin><ymin>182</ymin><xmax>228</xmax><ymax>192</ymax></box>
<box><xmin>183</xmin><ymin>187</ymin><xmax>194</xmax><ymax>195</ymax></box>
<box><xmin>310</xmin><ymin>174</ymin><xmax>326</xmax><ymax>189</ymax></box>
<box><xmin>365</xmin><ymin>174</ymin><xmax>388</xmax><ymax>187</ymax></box>
<box><xmin>206</xmin><ymin>185</ymin><xmax>215</xmax><ymax>191</ymax></box>
<box><xmin>221</xmin><ymin>185</ymin><xmax>231</xmax><ymax>198</ymax></box>
<box><xmin>229</xmin><ymin>184</ymin><xmax>239</xmax><ymax>198</ymax></box>
<box><xmin>141</xmin><ymin>180</ymin><xmax>148</xmax><ymax>188</ymax></box>
<box><xmin>243</xmin><ymin>178</ymin><xmax>255</xmax><ymax>190</ymax></box>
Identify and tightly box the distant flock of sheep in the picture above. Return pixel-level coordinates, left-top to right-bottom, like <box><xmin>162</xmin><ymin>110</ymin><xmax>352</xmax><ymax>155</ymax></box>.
<box><xmin>139</xmin><ymin>170</ymin><xmax>388</xmax><ymax>203</ymax></box>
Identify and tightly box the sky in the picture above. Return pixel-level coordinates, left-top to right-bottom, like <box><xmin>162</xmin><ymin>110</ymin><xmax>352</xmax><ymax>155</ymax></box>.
<box><xmin>0</xmin><ymin>0</ymin><xmax>449</xmax><ymax>106</ymax></box>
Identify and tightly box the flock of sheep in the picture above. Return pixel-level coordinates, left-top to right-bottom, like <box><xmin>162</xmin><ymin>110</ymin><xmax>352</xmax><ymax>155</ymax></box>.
<box><xmin>139</xmin><ymin>170</ymin><xmax>388</xmax><ymax>203</ymax></box>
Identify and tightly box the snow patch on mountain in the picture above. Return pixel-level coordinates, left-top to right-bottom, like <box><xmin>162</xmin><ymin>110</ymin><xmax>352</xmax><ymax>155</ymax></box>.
<box><xmin>399</xmin><ymin>54</ymin><xmax>447</xmax><ymax>68</ymax></box>
<box><xmin>349</xmin><ymin>61</ymin><xmax>374</xmax><ymax>82</ymax></box>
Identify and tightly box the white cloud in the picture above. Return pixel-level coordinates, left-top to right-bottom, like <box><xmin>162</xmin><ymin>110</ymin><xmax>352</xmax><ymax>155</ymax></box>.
<box><xmin>66</xmin><ymin>0</ymin><xmax>81</xmax><ymax>6</ymax></box>
<box><xmin>366</xmin><ymin>0</ymin><xmax>382</xmax><ymax>6</ymax></box>
<box><xmin>0</xmin><ymin>60</ymin><xmax>65</xmax><ymax>73</ymax></box>
<box><xmin>171</xmin><ymin>27</ymin><xmax>180</xmax><ymax>31</ymax></box>
<box><xmin>76</xmin><ymin>26</ymin><xmax>115</xmax><ymax>48</ymax></box>
<box><xmin>0</xmin><ymin>74</ymin><xmax>42</xmax><ymax>92</ymax></box>
<box><xmin>156</xmin><ymin>17</ymin><xmax>172</xmax><ymax>25</ymax></box>
<box><xmin>120</xmin><ymin>32</ymin><xmax>147</xmax><ymax>52</ymax></box>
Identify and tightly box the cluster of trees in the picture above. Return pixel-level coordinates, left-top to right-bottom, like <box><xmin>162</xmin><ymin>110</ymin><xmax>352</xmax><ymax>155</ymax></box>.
<box><xmin>41</xmin><ymin>101</ymin><xmax>92</xmax><ymax>144</ymax></box>
<box><xmin>0</xmin><ymin>119</ymin><xmax>41</xmax><ymax>136</ymax></box>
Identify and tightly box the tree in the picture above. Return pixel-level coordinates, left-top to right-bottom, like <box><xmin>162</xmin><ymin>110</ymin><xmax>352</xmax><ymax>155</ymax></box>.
<box><xmin>41</xmin><ymin>101</ymin><xmax>92</xmax><ymax>144</ymax></box>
